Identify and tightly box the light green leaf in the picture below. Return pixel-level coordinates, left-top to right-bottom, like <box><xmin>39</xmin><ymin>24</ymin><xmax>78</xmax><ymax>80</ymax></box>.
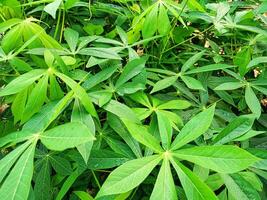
<box><xmin>158</xmin><ymin>4</ymin><xmax>171</xmax><ymax>35</ymax></box>
<box><xmin>115</xmin><ymin>57</ymin><xmax>146</xmax><ymax>88</ymax></box>
<box><xmin>79</xmin><ymin>48</ymin><xmax>121</xmax><ymax>60</ymax></box>
<box><xmin>157</xmin><ymin>100</ymin><xmax>191</xmax><ymax>110</ymax></box>
<box><xmin>0</xmin><ymin>69</ymin><xmax>46</xmax><ymax>96</ymax></box>
<box><xmin>181</xmin><ymin>51</ymin><xmax>205</xmax><ymax>72</ymax></box>
<box><xmin>170</xmin><ymin>159</ymin><xmax>218</xmax><ymax>200</ymax></box>
<box><xmin>64</xmin><ymin>28</ymin><xmax>79</xmax><ymax>53</ymax></box>
<box><xmin>247</xmin><ymin>57</ymin><xmax>267</xmax><ymax>69</ymax></box>
<box><xmin>40</xmin><ymin>122</ymin><xmax>95</xmax><ymax>151</ymax></box>
<box><xmin>122</xmin><ymin>119</ymin><xmax>163</xmax><ymax>153</ymax></box>
<box><xmin>0</xmin><ymin>142</ymin><xmax>36</xmax><ymax>200</ymax></box>
<box><xmin>44</xmin><ymin>0</ymin><xmax>62</xmax><ymax>19</ymax></box>
<box><xmin>55</xmin><ymin>72</ymin><xmax>97</xmax><ymax>117</ymax></box>
<box><xmin>150</xmin><ymin>159</ymin><xmax>177</xmax><ymax>200</ymax></box>
<box><xmin>22</xmin><ymin>74</ymin><xmax>48</xmax><ymax>122</ymax></box>
<box><xmin>245</xmin><ymin>86</ymin><xmax>261</xmax><ymax>118</ymax></box>
<box><xmin>97</xmin><ymin>155</ymin><xmax>162</xmax><ymax>197</ymax></box>
<box><xmin>213</xmin><ymin>115</ymin><xmax>255</xmax><ymax>145</ymax></box>
<box><xmin>150</xmin><ymin>76</ymin><xmax>177</xmax><ymax>94</ymax></box>
<box><xmin>74</xmin><ymin>191</ymin><xmax>94</xmax><ymax>200</ymax></box>
<box><xmin>171</xmin><ymin>104</ymin><xmax>215</xmax><ymax>150</ymax></box>
<box><xmin>156</xmin><ymin>111</ymin><xmax>172</xmax><ymax>150</ymax></box>
<box><xmin>185</xmin><ymin>64</ymin><xmax>235</xmax><ymax>74</ymax></box>
<box><xmin>173</xmin><ymin>145</ymin><xmax>259</xmax><ymax>173</ymax></box>
<box><xmin>181</xmin><ymin>75</ymin><xmax>205</xmax><ymax>91</ymax></box>
<box><xmin>142</xmin><ymin>4</ymin><xmax>158</xmax><ymax>39</ymax></box>
<box><xmin>214</xmin><ymin>82</ymin><xmax>244</xmax><ymax>90</ymax></box>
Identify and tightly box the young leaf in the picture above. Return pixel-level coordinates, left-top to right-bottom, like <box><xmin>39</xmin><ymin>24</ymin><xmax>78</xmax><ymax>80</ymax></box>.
<box><xmin>171</xmin><ymin>104</ymin><xmax>215</xmax><ymax>150</ymax></box>
<box><xmin>170</xmin><ymin>159</ymin><xmax>218</xmax><ymax>200</ymax></box>
<box><xmin>214</xmin><ymin>82</ymin><xmax>244</xmax><ymax>90</ymax></box>
<box><xmin>173</xmin><ymin>145</ymin><xmax>259</xmax><ymax>173</ymax></box>
<box><xmin>40</xmin><ymin>122</ymin><xmax>95</xmax><ymax>151</ymax></box>
<box><xmin>150</xmin><ymin>158</ymin><xmax>177</xmax><ymax>200</ymax></box>
<box><xmin>97</xmin><ymin>155</ymin><xmax>162</xmax><ymax>197</ymax></box>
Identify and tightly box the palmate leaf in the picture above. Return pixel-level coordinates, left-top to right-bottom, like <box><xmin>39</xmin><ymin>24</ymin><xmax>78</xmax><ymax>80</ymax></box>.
<box><xmin>171</xmin><ymin>104</ymin><xmax>215</xmax><ymax>150</ymax></box>
<box><xmin>40</xmin><ymin>122</ymin><xmax>95</xmax><ymax>151</ymax></box>
<box><xmin>97</xmin><ymin>155</ymin><xmax>162</xmax><ymax>197</ymax></box>
<box><xmin>0</xmin><ymin>142</ymin><xmax>36</xmax><ymax>200</ymax></box>
<box><xmin>173</xmin><ymin>145</ymin><xmax>259</xmax><ymax>173</ymax></box>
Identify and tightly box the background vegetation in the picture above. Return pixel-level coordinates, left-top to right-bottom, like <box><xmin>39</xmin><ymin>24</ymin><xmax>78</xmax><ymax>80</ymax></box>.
<box><xmin>0</xmin><ymin>0</ymin><xmax>267</xmax><ymax>199</ymax></box>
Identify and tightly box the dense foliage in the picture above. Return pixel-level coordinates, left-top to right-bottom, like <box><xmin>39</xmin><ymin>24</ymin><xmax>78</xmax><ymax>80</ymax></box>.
<box><xmin>0</xmin><ymin>0</ymin><xmax>267</xmax><ymax>199</ymax></box>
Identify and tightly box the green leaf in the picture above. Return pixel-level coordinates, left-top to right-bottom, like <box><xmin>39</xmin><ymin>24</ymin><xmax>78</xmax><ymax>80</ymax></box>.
<box><xmin>150</xmin><ymin>76</ymin><xmax>177</xmax><ymax>94</ymax></box>
<box><xmin>0</xmin><ymin>69</ymin><xmax>46</xmax><ymax>96</ymax></box>
<box><xmin>181</xmin><ymin>75</ymin><xmax>205</xmax><ymax>91</ymax></box>
<box><xmin>214</xmin><ymin>82</ymin><xmax>244</xmax><ymax>90</ymax></box>
<box><xmin>181</xmin><ymin>51</ymin><xmax>205</xmax><ymax>72</ymax></box>
<box><xmin>122</xmin><ymin>119</ymin><xmax>163</xmax><ymax>153</ymax></box>
<box><xmin>142</xmin><ymin>4</ymin><xmax>158</xmax><ymax>39</ymax></box>
<box><xmin>213</xmin><ymin>115</ymin><xmax>255</xmax><ymax>145</ymax></box>
<box><xmin>247</xmin><ymin>56</ymin><xmax>267</xmax><ymax>69</ymax></box>
<box><xmin>107</xmin><ymin>113</ymin><xmax>142</xmax><ymax>158</ymax></box>
<box><xmin>245</xmin><ymin>86</ymin><xmax>261</xmax><ymax>118</ymax></box>
<box><xmin>44</xmin><ymin>0</ymin><xmax>62</xmax><ymax>19</ymax></box>
<box><xmin>233</xmin><ymin>47</ymin><xmax>251</xmax><ymax>76</ymax></box>
<box><xmin>64</xmin><ymin>28</ymin><xmax>79</xmax><ymax>53</ymax></box>
<box><xmin>0</xmin><ymin>142</ymin><xmax>36</xmax><ymax>200</ymax></box>
<box><xmin>55</xmin><ymin>72</ymin><xmax>97</xmax><ymax>117</ymax></box>
<box><xmin>79</xmin><ymin>48</ymin><xmax>121</xmax><ymax>60</ymax></box>
<box><xmin>221</xmin><ymin>173</ymin><xmax>261</xmax><ymax>200</ymax></box>
<box><xmin>97</xmin><ymin>155</ymin><xmax>162</xmax><ymax>197</ymax></box>
<box><xmin>115</xmin><ymin>57</ymin><xmax>146</xmax><ymax>88</ymax></box>
<box><xmin>0</xmin><ymin>141</ymin><xmax>31</xmax><ymax>183</ymax></box>
<box><xmin>185</xmin><ymin>64</ymin><xmax>235</xmax><ymax>74</ymax></box>
<box><xmin>104</xmin><ymin>100</ymin><xmax>140</xmax><ymax>123</ymax></box>
<box><xmin>74</xmin><ymin>191</ymin><xmax>94</xmax><ymax>200</ymax></box>
<box><xmin>87</xmin><ymin>150</ymin><xmax>129</xmax><ymax>170</ymax></box>
<box><xmin>156</xmin><ymin>111</ymin><xmax>172</xmax><ymax>150</ymax></box>
<box><xmin>150</xmin><ymin>159</ymin><xmax>177</xmax><ymax>200</ymax></box>
<box><xmin>40</xmin><ymin>122</ymin><xmax>95</xmax><ymax>151</ymax></box>
<box><xmin>171</xmin><ymin>104</ymin><xmax>215</xmax><ymax>150</ymax></box>
<box><xmin>158</xmin><ymin>4</ymin><xmax>171</xmax><ymax>35</ymax></box>
<box><xmin>170</xmin><ymin>159</ymin><xmax>218</xmax><ymax>200</ymax></box>
<box><xmin>157</xmin><ymin>100</ymin><xmax>191</xmax><ymax>110</ymax></box>
<box><xmin>173</xmin><ymin>145</ymin><xmax>259</xmax><ymax>173</ymax></box>
<box><xmin>22</xmin><ymin>74</ymin><xmax>48</xmax><ymax>122</ymax></box>
<box><xmin>34</xmin><ymin>160</ymin><xmax>51</xmax><ymax>200</ymax></box>
<box><xmin>71</xmin><ymin>99</ymin><xmax>95</xmax><ymax>163</ymax></box>
<box><xmin>83</xmin><ymin>65</ymin><xmax>117</xmax><ymax>90</ymax></box>
<box><xmin>11</xmin><ymin>89</ymin><xmax>27</xmax><ymax>123</ymax></box>
<box><xmin>0</xmin><ymin>129</ymin><xmax>33</xmax><ymax>148</ymax></box>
